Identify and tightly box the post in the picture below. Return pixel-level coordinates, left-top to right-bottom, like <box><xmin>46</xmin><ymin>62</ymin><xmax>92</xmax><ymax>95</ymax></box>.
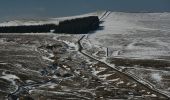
<box><xmin>106</xmin><ymin>48</ymin><xmax>109</xmax><ymax>57</ymax></box>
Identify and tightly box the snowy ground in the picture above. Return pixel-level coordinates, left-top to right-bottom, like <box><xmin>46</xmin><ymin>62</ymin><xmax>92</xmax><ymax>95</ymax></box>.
<box><xmin>0</xmin><ymin>11</ymin><xmax>170</xmax><ymax>99</ymax></box>
<box><xmin>83</xmin><ymin>11</ymin><xmax>170</xmax><ymax>96</ymax></box>
<box><xmin>87</xmin><ymin>12</ymin><xmax>170</xmax><ymax>60</ymax></box>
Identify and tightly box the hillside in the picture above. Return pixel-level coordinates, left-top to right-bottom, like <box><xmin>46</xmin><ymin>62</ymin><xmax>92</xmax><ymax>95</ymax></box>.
<box><xmin>0</xmin><ymin>11</ymin><xmax>170</xmax><ymax>100</ymax></box>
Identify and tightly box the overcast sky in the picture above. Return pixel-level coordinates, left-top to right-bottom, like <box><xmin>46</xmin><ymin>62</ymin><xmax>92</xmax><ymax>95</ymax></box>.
<box><xmin>0</xmin><ymin>0</ymin><xmax>170</xmax><ymax>22</ymax></box>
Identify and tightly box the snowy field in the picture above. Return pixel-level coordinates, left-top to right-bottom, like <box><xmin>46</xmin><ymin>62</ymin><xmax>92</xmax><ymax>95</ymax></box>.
<box><xmin>87</xmin><ymin>12</ymin><xmax>170</xmax><ymax>60</ymax></box>
<box><xmin>0</xmin><ymin>11</ymin><xmax>170</xmax><ymax>99</ymax></box>
<box><xmin>83</xmin><ymin>11</ymin><xmax>170</xmax><ymax>96</ymax></box>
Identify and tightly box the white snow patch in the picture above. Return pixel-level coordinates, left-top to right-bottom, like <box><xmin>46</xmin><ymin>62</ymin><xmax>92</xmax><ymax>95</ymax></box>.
<box><xmin>0</xmin><ymin>38</ymin><xmax>6</xmax><ymax>44</ymax></box>
<box><xmin>151</xmin><ymin>73</ymin><xmax>162</xmax><ymax>82</ymax></box>
<box><xmin>42</xmin><ymin>56</ymin><xmax>54</xmax><ymax>62</ymax></box>
<box><xmin>98</xmin><ymin>74</ymin><xmax>113</xmax><ymax>80</ymax></box>
<box><xmin>63</xmin><ymin>40</ymin><xmax>78</xmax><ymax>51</ymax></box>
<box><xmin>151</xmin><ymin>94</ymin><xmax>157</xmax><ymax>97</ymax></box>
<box><xmin>52</xmin><ymin>75</ymin><xmax>58</xmax><ymax>79</ymax></box>
<box><xmin>116</xmin><ymin>81</ymin><xmax>124</xmax><ymax>85</ymax></box>
<box><xmin>1</xmin><ymin>74</ymin><xmax>19</xmax><ymax>80</ymax></box>
<box><xmin>49</xmin><ymin>53</ymin><xmax>54</xmax><ymax>58</ymax></box>
<box><xmin>0</xmin><ymin>62</ymin><xmax>8</xmax><ymax>65</ymax></box>
<box><xmin>55</xmin><ymin>38</ymin><xmax>78</xmax><ymax>51</ymax></box>
<box><xmin>131</xmin><ymin>83</ymin><xmax>137</xmax><ymax>87</ymax></box>
<box><xmin>126</xmin><ymin>82</ymin><xmax>131</xmax><ymax>86</ymax></box>
<box><xmin>1</xmin><ymin>71</ymin><xmax>19</xmax><ymax>80</ymax></box>
<box><xmin>93</xmin><ymin>70</ymin><xmax>102</xmax><ymax>75</ymax></box>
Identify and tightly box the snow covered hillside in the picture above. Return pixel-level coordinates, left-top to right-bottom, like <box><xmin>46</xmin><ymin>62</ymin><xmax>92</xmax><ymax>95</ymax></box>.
<box><xmin>83</xmin><ymin>11</ymin><xmax>170</xmax><ymax>96</ymax></box>
<box><xmin>0</xmin><ymin>11</ymin><xmax>170</xmax><ymax>99</ymax></box>
<box><xmin>88</xmin><ymin>12</ymin><xmax>170</xmax><ymax>60</ymax></box>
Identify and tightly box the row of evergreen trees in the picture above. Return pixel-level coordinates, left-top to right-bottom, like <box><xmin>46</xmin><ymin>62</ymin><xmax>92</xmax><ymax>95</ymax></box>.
<box><xmin>0</xmin><ymin>16</ymin><xmax>99</xmax><ymax>34</ymax></box>
<box><xmin>56</xmin><ymin>16</ymin><xmax>99</xmax><ymax>34</ymax></box>
<box><xmin>0</xmin><ymin>24</ymin><xmax>56</xmax><ymax>33</ymax></box>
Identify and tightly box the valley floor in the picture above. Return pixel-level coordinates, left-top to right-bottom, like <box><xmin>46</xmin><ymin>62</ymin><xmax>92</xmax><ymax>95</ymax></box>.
<box><xmin>0</xmin><ymin>11</ymin><xmax>170</xmax><ymax>100</ymax></box>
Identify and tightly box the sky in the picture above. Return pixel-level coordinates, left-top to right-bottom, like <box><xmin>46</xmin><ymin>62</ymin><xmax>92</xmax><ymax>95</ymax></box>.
<box><xmin>0</xmin><ymin>0</ymin><xmax>170</xmax><ymax>22</ymax></box>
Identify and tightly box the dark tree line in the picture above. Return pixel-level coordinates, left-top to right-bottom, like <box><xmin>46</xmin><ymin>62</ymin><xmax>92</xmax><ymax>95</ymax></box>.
<box><xmin>0</xmin><ymin>16</ymin><xmax>99</xmax><ymax>34</ymax></box>
<box><xmin>0</xmin><ymin>24</ymin><xmax>56</xmax><ymax>33</ymax></box>
<box><xmin>56</xmin><ymin>16</ymin><xmax>99</xmax><ymax>34</ymax></box>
